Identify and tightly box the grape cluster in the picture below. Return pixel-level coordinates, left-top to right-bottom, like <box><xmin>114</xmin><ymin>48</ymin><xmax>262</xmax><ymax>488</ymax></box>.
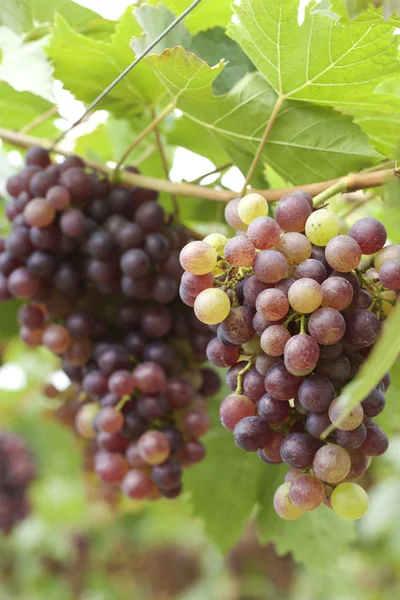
<box><xmin>0</xmin><ymin>432</ymin><xmax>36</xmax><ymax>533</ymax></box>
<box><xmin>1</xmin><ymin>147</ymin><xmax>220</xmax><ymax>501</ymax></box>
<box><xmin>179</xmin><ymin>190</ymin><xmax>396</xmax><ymax>521</ymax></box>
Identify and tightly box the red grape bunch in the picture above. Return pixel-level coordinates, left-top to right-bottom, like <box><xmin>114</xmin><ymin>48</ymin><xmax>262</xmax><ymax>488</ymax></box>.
<box><xmin>0</xmin><ymin>432</ymin><xmax>36</xmax><ymax>533</ymax></box>
<box><xmin>1</xmin><ymin>146</ymin><xmax>220</xmax><ymax>502</ymax></box>
<box><xmin>179</xmin><ymin>190</ymin><xmax>397</xmax><ymax>521</ymax></box>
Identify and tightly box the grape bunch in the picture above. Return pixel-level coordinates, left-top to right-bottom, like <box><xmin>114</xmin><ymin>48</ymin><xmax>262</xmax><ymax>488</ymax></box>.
<box><xmin>1</xmin><ymin>146</ymin><xmax>220</xmax><ymax>502</ymax></box>
<box><xmin>0</xmin><ymin>432</ymin><xmax>36</xmax><ymax>533</ymax></box>
<box><xmin>179</xmin><ymin>190</ymin><xmax>397</xmax><ymax>521</ymax></box>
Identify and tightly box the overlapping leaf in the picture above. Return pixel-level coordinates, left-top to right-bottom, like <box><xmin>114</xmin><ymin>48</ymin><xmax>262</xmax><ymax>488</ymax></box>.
<box><xmin>149</xmin><ymin>0</ymin><xmax>232</xmax><ymax>34</ymax></box>
<box><xmin>0</xmin><ymin>82</ymin><xmax>56</xmax><ymax>133</ymax></box>
<box><xmin>227</xmin><ymin>0</ymin><xmax>400</xmax><ymax>110</ymax></box>
<box><xmin>147</xmin><ymin>47</ymin><xmax>381</xmax><ymax>184</ymax></box>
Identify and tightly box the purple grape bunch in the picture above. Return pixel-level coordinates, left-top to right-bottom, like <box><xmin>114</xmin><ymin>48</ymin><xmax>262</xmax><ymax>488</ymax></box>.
<box><xmin>1</xmin><ymin>147</ymin><xmax>221</xmax><ymax>502</ymax></box>
<box><xmin>0</xmin><ymin>432</ymin><xmax>36</xmax><ymax>533</ymax></box>
<box><xmin>179</xmin><ymin>190</ymin><xmax>396</xmax><ymax>521</ymax></box>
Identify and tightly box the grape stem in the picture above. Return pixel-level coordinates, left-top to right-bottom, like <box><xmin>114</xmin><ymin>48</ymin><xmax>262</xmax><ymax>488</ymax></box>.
<box><xmin>240</xmin><ymin>94</ymin><xmax>285</xmax><ymax>196</ymax></box>
<box><xmin>313</xmin><ymin>178</ymin><xmax>348</xmax><ymax>207</ymax></box>
<box><xmin>235</xmin><ymin>359</ymin><xmax>255</xmax><ymax>395</ymax></box>
<box><xmin>189</xmin><ymin>162</ymin><xmax>233</xmax><ymax>185</ymax></box>
<box><xmin>113</xmin><ymin>100</ymin><xmax>176</xmax><ymax>176</ymax></box>
<box><xmin>116</xmin><ymin>396</ymin><xmax>131</xmax><ymax>412</ymax></box>
<box><xmin>20</xmin><ymin>106</ymin><xmax>59</xmax><ymax>134</ymax></box>
<box><xmin>0</xmin><ymin>127</ymin><xmax>399</xmax><ymax>203</ymax></box>
<box><xmin>300</xmin><ymin>314</ymin><xmax>306</xmax><ymax>335</ymax></box>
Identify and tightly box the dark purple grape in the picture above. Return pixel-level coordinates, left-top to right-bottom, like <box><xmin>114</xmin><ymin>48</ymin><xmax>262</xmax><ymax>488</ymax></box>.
<box><xmin>26</xmin><ymin>250</ymin><xmax>56</xmax><ymax>279</ymax></box>
<box><xmin>349</xmin><ymin>217</ymin><xmax>387</xmax><ymax>255</ymax></box>
<box><xmin>280</xmin><ymin>433</ymin><xmax>321</xmax><ymax>468</ymax></box>
<box><xmin>60</xmin><ymin>167</ymin><xmax>94</xmax><ymax>203</ymax></box>
<box><xmin>284</xmin><ymin>334</ymin><xmax>320</xmax><ymax>376</ymax></box>
<box><xmin>264</xmin><ymin>362</ymin><xmax>304</xmax><ymax>401</ymax></box>
<box><xmin>345</xmin><ymin>309</ymin><xmax>381</xmax><ymax>348</ymax></box>
<box><xmin>152</xmin><ymin>458</ymin><xmax>181</xmax><ymax>490</ymax></box>
<box><xmin>233</xmin><ymin>416</ymin><xmax>270</xmax><ymax>451</ymax></box>
<box><xmin>360</xmin><ymin>424</ymin><xmax>389</xmax><ymax>456</ymax></box>
<box><xmin>362</xmin><ymin>387</ymin><xmax>385</xmax><ymax>417</ymax></box>
<box><xmin>334</xmin><ymin>424</ymin><xmax>367</xmax><ymax>450</ymax></box>
<box><xmin>257</xmin><ymin>394</ymin><xmax>291</xmax><ymax>423</ymax></box>
<box><xmin>136</xmin><ymin>393</ymin><xmax>169</xmax><ymax>421</ymax></box>
<box><xmin>298</xmin><ymin>374</ymin><xmax>335</xmax><ymax>413</ymax></box>
<box><xmin>243</xmin><ymin>368</ymin><xmax>265</xmax><ymax>403</ymax></box>
<box><xmin>219</xmin><ymin>306</ymin><xmax>255</xmax><ymax>345</ymax></box>
<box><xmin>135</xmin><ymin>202</ymin><xmax>165</xmax><ymax>233</ymax></box>
<box><xmin>295</xmin><ymin>259</ymin><xmax>327</xmax><ymax>283</ymax></box>
<box><xmin>315</xmin><ymin>354</ymin><xmax>351</xmax><ymax>385</ymax></box>
<box><xmin>306</xmin><ymin>411</ymin><xmax>331</xmax><ymax>439</ymax></box>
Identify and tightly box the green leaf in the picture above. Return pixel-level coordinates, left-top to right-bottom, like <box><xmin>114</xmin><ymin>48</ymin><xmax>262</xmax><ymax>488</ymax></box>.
<box><xmin>257</xmin><ymin>487</ymin><xmax>357</xmax><ymax>570</ymax></box>
<box><xmin>0</xmin><ymin>298</ymin><xmax>22</xmax><ymax>340</ymax></box>
<box><xmin>354</xmin><ymin>111</ymin><xmax>400</xmax><ymax>157</ymax></box>
<box><xmin>0</xmin><ymin>1</ymin><xmax>32</xmax><ymax>33</ymax></box>
<box><xmin>344</xmin><ymin>0</ymin><xmax>370</xmax><ymax>18</ymax></box>
<box><xmin>191</xmin><ymin>27</ymin><xmax>256</xmax><ymax>95</ymax></box>
<box><xmin>131</xmin><ymin>3</ymin><xmax>192</xmax><ymax>55</ymax></box>
<box><xmin>0</xmin><ymin>28</ymin><xmax>54</xmax><ymax>101</ymax></box>
<box><xmin>149</xmin><ymin>0</ymin><xmax>232</xmax><ymax>34</ymax></box>
<box><xmin>31</xmin><ymin>0</ymin><xmax>112</xmax><ymax>31</ymax></box>
<box><xmin>227</xmin><ymin>0</ymin><xmax>400</xmax><ymax>110</ymax></box>
<box><xmin>184</xmin><ymin>427</ymin><xmax>266</xmax><ymax>552</ymax></box>
<box><xmin>147</xmin><ymin>48</ymin><xmax>381</xmax><ymax>184</ymax></box>
<box><xmin>0</xmin><ymin>81</ymin><xmax>56</xmax><ymax>134</ymax></box>
<box><xmin>325</xmin><ymin>302</ymin><xmax>400</xmax><ymax>434</ymax></box>
<box><xmin>47</xmin><ymin>12</ymin><xmax>163</xmax><ymax>116</ymax></box>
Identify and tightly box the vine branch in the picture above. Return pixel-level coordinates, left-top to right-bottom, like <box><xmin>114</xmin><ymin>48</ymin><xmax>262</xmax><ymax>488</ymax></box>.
<box><xmin>0</xmin><ymin>127</ymin><xmax>398</xmax><ymax>203</ymax></box>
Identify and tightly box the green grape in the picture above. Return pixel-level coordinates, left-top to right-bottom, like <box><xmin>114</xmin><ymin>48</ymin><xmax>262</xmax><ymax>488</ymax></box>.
<box><xmin>180</xmin><ymin>241</ymin><xmax>218</xmax><ymax>275</ymax></box>
<box><xmin>274</xmin><ymin>482</ymin><xmax>304</xmax><ymax>520</ymax></box>
<box><xmin>194</xmin><ymin>287</ymin><xmax>231</xmax><ymax>325</ymax></box>
<box><xmin>242</xmin><ymin>334</ymin><xmax>262</xmax><ymax>355</ymax></box>
<box><xmin>305</xmin><ymin>209</ymin><xmax>339</xmax><ymax>246</ymax></box>
<box><xmin>203</xmin><ymin>233</ymin><xmax>227</xmax><ymax>255</ymax></box>
<box><xmin>328</xmin><ymin>397</ymin><xmax>364</xmax><ymax>431</ymax></box>
<box><xmin>331</xmin><ymin>482</ymin><xmax>369</xmax><ymax>520</ymax></box>
<box><xmin>238</xmin><ymin>193</ymin><xmax>269</xmax><ymax>225</ymax></box>
<box><xmin>288</xmin><ymin>278</ymin><xmax>323</xmax><ymax>313</ymax></box>
<box><xmin>374</xmin><ymin>244</ymin><xmax>400</xmax><ymax>272</ymax></box>
<box><xmin>75</xmin><ymin>403</ymin><xmax>100</xmax><ymax>439</ymax></box>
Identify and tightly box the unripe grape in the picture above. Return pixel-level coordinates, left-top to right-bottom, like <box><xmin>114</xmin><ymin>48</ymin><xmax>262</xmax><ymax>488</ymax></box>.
<box><xmin>328</xmin><ymin>397</ymin><xmax>364</xmax><ymax>431</ymax></box>
<box><xmin>331</xmin><ymin>482</ymin><xmax>369</xmax><ymax>520</ymax></box>
<box><xmin>179</xmin><ymin>241</ymin><xmax>217</xmax><ymax>275</ymax></box>
<box><xmin>288</xmin><ymin>278</ymin><xmax>323</xmax><ymax>313</ymax></box>
<box><xmin>194</xmin><ymin>288</ymin><xmax>230</xmax><ymax>325</ymax></box>
<box><xmin>224</xmin><ymin>198</ymin><xmax>247</xmax><ymax>231</ymax></box>
<box><xmin>375</xmin><ymin>244</ymin><xmax>400</xmax><ymax>272</ymax></box>
<box><xmin>75</xmin><ymin>403</ymin><xmax>100</xmax><ymax>439</ymax></box>
<box><xmin>203</xmin><ymin>233</ymin><xmax>227</xmax><ymax>254</ymax></box>
<box><xmin>273</xmin><ymin>482</ymin><xmax>304</xmax><ymax>520</ymax></box>
<box><xmin>238</xmin><ymin>193</ymin><xmax>268</xmax><ymax>224</ymax></box>
<box><xmin>305</xmin><ymin>209</ymin><xmax>339</xmax><ymax>246</ymax></box>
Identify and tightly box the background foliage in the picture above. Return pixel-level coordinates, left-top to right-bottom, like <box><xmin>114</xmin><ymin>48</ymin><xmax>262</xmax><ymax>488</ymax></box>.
<box><xmin>1</xmin><ymin>0</ymin><xmax>400</xmax><ymax>596</ymax></box>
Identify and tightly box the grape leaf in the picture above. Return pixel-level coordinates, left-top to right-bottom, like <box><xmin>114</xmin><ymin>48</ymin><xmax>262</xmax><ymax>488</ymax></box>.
<box><xmin>227</xmin><ymin>0</ymin><xmax>400</xmax><ymax>110</ymax></box>
<box><xmin>0</xmin><ymin>298</ymin><xmax>22</xmax><ymax>340</ymax></box>
<box><xmin>257</xmin><ymin>484</ymin><xmax>358</xmax><ymax>570</ymax></box>
<box><xmin>168</xmin><ymin>115</ymin><xmax>231</xmax><ymax>165</ymax></box>
<box><xmin>0</xmin><ymin>27</ymin><xmax>54</xmax><ymax>101</ymax></box>
<box><xmin>191</xmin><ymin>27</ymin><xmax>256</xmax><ymax>95</ymax></box>
<box><xmin>47</xmin><ymin>11</ymin><xmax>163</xmax><ymax>115</ymax></box>
<box><xmin>148</xmin><ymin>0</ymin><xmax>232</xmax><ymax>34</ymax></box>
<box><xmin>131</xmin><ymin>3</ymin><xmax>192</xmax><ymax>55</ymax></box>
<box><xmin>147</xmin><ymin>48</ymin><xmax>381</xmax><ymax>185</ymax></box>
<box><xmin>184</xmin><ymin>427</ymin><xmax>266</xmax><ymax>552</ymax></box>
<box><xmin>354</xmin><ymin>111</ymin><xmax>400</xmax><ymax>157</ymax></box>
<box><xmin>0</xmin><ymin>82</ymin><xmax>56</xmax><ymax>134</ymax></box>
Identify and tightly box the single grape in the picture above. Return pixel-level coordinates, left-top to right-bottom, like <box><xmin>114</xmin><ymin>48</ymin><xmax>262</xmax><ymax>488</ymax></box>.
<box><xmin>288</xmin><ymin>474</ymin><xmax>325</xmax><ymax>511</ymax></box>
<box><xmin>375</xmin><ymin>244</ymin><xmax>400</xmax><ymax>271</ymax></box>
<box><xmin>75</xmin><ymin>403</ymin><xmax>100</xmax><ymax>439</ymax></box>
<box><xmin>328</xmin><ymin>397</ymin><xmax>364</xmax><ymax>431</ymax></box>
<box><xmin>255</xmin><ymin>354</ymin><xmax>280</xmax><ymax>376</ymax></box>
<box><xmin>305</xmin><ymin>411</ymin><xmax>331</xmax><ymax>438</ymax></box>
<box><xmin>224</xmin><ymin>198</ymin><xmax>248</xmax><ymax>231</ymax></box>
<box><xmin>96</xmin><ymin>407</ymin><xmax>124</xmax><ymax>433</ymax></box>
<box><xmin>280</xmin><ymin>433</ymin><xmax>321</xmax><ymax>469</ymax></box>
<box><xmin>206</xmin><ymin>337</ymin><xmax>239</xmax><ymax>367</ymax></box>
<box><xmin>253</xmin><ymin>250</ymin><xmax>288</xmax><ymax>284</ymax></box>
<box><xmin>379</xmin><ymin>259</ymin><xmax>400</xmax><ymax>291</ymax></box>
<box><xmin>313</xmin><ymin>443</ymin><xmax>351</xmax><ymax>483</ymax></box>
<box><xmin>298</xmin><ymin>374</ymin><xmax>335</xmax><ymax>413</ymax></box>
<box><xmin>320</xmin><ymin>276</ymin><xmax>353</xmax><ymax>310</ymax></box>
<box><xmin>121</xmin><ymin>469</ymin><xmax>155</xmax><ymax>499</ymax></box>
<box><xmin>133</xmin><ymin>362</ymin><xmax>166</xmax><ymax>395</ymax></box>
<box><xmin>275</xmin><ymin>192</ymin><xmax>312</xmax><ymax>233</ymax></box>
<box><xmin>275</xmin><ymin>277</ymin><xmax>295</xmax><ymax>295</ymax></box>
<box><xmin>381</xmin><ymin>289</ymin><xmax>397</xmax><ymax>317</ymax></box>
<box><xmin>331</xmin><ymin>482</ymin><xmax>368</xmax><ymax>520</ymax></box>
<box><xmin>180</xmin><ymin>409</ymin><xmax>210</xmax><ymax>439</ymax></box>
<box><xmin>256</xmin><ymin>289</ymin><xmax>289</xmax><ymax>321</ymax></box>
<box><xmin>257</xmin><ymin>393</ymin><xmax>291</xmax><ymax>422</ymax></box>
<box><xmin>179</xmin><ymin>241</ymin><xmax>217</xmax><ymax>275</ymax></box>
<box><xmin>26</xmin><ymin>146</ymin><xmax>51</xmax><ymax>168</ymax></box>
<box><xmin>46</xmin><ymin>185</ymin><xmax>71</xmax><ymax>211</ymax></box>
<box><xmin>42</xmin><ymin>324</ymin><xmax>71</xmax><ymax>354</ymax></box>
<box><xmin>264</xmin><ymin>362</ymin><xmax>305</xmax><ymax>401</ymax></box>
<box><xmin>243</xmin><ymin>275</ymin><xmax>271</xmax><ymax>307</ymax></box>
<box><xmin>278</xmin><ymin>232</ymin><xmax>312</xmax><ymax>266</ymax></box>
<box><xmin>194</xmin><ymin>288</ymin><xmax>231</xmax><ymax>325</ymax></box>
<box><xmin>345</xmin><ymin>309</ymin><xmax>381</xmax><ymax>348</ymax></box>
<box><xmin>362</xmin><ymin>387</ymin><xmax>385</xmax><ymax>417</ymax></box>
<box><xmin>260</xmin><ymin>325</ymin><xmax>291</xmax><ymax>356</ymax></box>
<box><xmin>224</xmin><ymin>236</ymin><xmax>255</xmax><ymax>267</ymax></box>
<box><xmin>346</xmin><ymin>450</ymin><xmax>369</xmax><ymax>480</ymax></box>
<box><xmin>8</xmin><ymin>267</ymin><xmax>39</xmax><ymax>299</ymax></box>
<box><xmin>288</xmin><ymin>278</ymin><xmax>323</xmax><ymax>313</ymax></box>
<box><xmin>18</xmin><ymin>304</ymin><xmax>44</xmax><ymax>329</ymax></box>
<box><xmin>203</xmin><ymin>233</ymin><xmax>227</xmax><ymax>254</ymax></box>
<box><xmin>325</xmin><ymin>235</ymin><xmax>362</xmax><ymax>272</ymax></box>
<box><xmin>238</xmin><ymin>193</ymin><xmax>268</xmax><ymax>224</ymax></box>
<box><xmin>233</xmin><ymin>416</ymin><xmax>270</xmax><ymax>451</ymax></box>
<box><xmin>284</xmin><ymin>334</ymin><xmax>320</xmax><ymax>376</ymax></box>
<box><xmin>137</xmin><ymin>430</ymin><xmax>171</xmax><ymax>465</ymax></box>
<box><xmin>243</xmin><ymin>368</ymin><xmax>266</xmax><ymax>403</ymax></box>
<box><xmin>305</xmin><ymin>209</ymin><xmax>339</xmax><ymax>246</ymax></box>
<box><xmin>273</xmin><ymin>482</ymin><xmax>304</xmax><ymax>520</ymax></box>
<box><xmin>180</xmin><ymin>271</ymin><xmax>214</xmax><ymax>298</ymax></box>
<box><xmin>95</xmin><ymin>452</ymin><xmax>128</xmax><ymax>484</ymax></box>
<box><xmin>308</xmin><ymin>307</ymin><xmax>345</xmax><ymax>345</ymax></box>
<box><xmin>295</xmin><ymin>258</ymin><xmax>327</xmax><ymax>283</ymax></box>
<box><xmin>334</xmin><ymin>424</ymin><xmax>367</xmax><ymax>450</ymax></box>
<box><xmin>359</xmin><ymin>423</ymin><xmax>389</xmax><ymax>456</ymax></box>
<box><xmin>259</xmin><ymin>430</ymin><xmax>286</xmax><ymax>463</ymax></box>
<box><xmin>315</xmin><ymin>354</ymin><xmax>351</xmax><ymax>385</ymax></box>
<box><xmin>219</xmin><ymin>305</ymin><xmax>255</xmax><ymax>345</ymax></box>
<box><xmin>349</xmin><ymin>217</ymin><xmax>387</xmax><ymax>255</ymax></box>
<box><xmin>247</xmin><ymin>216</ymin><xmax>281</xmax><ymax>249</ymax></box>
<box><xmin>220</xmin><ymin>394</ymin><xmax>255</xmax><ymax>430</ymax></box>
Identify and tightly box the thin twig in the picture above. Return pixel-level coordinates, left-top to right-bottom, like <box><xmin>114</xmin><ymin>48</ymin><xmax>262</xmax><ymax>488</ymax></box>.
<box><xmin>21</xmin><ymin>106</ymin><xmax>58</xmax><ymax>134</ymax></box>
<box><xmin>189</xmin><ymin>162</ymin><xmax>232</xmax><ymax>185</ymax></box>
<box><xmin>113</xmin><ymin>101</ymin><xmax>176</xmax><ymax>176</ymax></box>
<box><xmin>240</xmin><ymin>95</ymin><xmax>284</xmax><ymax>196</ymax></box>
<box><xmin>51</xmin><ymin>0</ymin><xmax>202</xmax><ymax>146</ymax></box>
<box><xmin>151</xmin><ymin>107</ymin><xmax>178</xmax><ymax>219</ymax></box>
<box><xmin>0</xmin><ymin>127</ymin><xmax>399</xmax><ymax>203</ymax></box>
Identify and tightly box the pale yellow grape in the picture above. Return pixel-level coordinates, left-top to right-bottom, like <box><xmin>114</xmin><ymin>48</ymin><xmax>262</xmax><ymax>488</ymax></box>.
<box><xmin>375</xmin><ymin>244</ymin><xmax>400</xmax><ymax>272</ymax></box>
<box><xmin>273</xmin><ymin>482</ymin><xmax>304</xmax><ymax>520</ymax></box>
<box><xmin>203</xmin><ymin>233</ymin><xmax>227</xmax><ymax>255</ymax></box>
<box><xmin>179</xmin><ymin>241</ymin><xmax>217</xmax><ymax>275</ymax></box>
<box><xmin>194</xmin><ymin>288</ymin><xmax>231</xmax><ymax>325</ymax></box>
<box><xmin>328</xmin><ymin>397</ymin><xmax>364</xmax><ymax>431</ymax></box>
<box><xmin>288</xmin><ymin>278</ymin><xmax>323</xmax><ymax>313</ymax></box>
<box><xmin>305</xmin><ymin>209</ymin><xmax>339</xmax><ymax>246</ymax></box>
<box><xmin>381</xmin><ymin>290</ymin><xmax>397</xmax><ymax>317</ymax></box>
<box><xmin>238</xmin><ymin>193</ymin><xmax>269</xmax><ymax>225</ymax></box>
<box><xmin>331</xmin><ymin>482</ymin><xmax>369</xmax><ymax>520</ymax></box>
<box><xmin>75</xmin><ymin>403</ymin><xmax>100</xmax><ymax>439</ymax></box>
